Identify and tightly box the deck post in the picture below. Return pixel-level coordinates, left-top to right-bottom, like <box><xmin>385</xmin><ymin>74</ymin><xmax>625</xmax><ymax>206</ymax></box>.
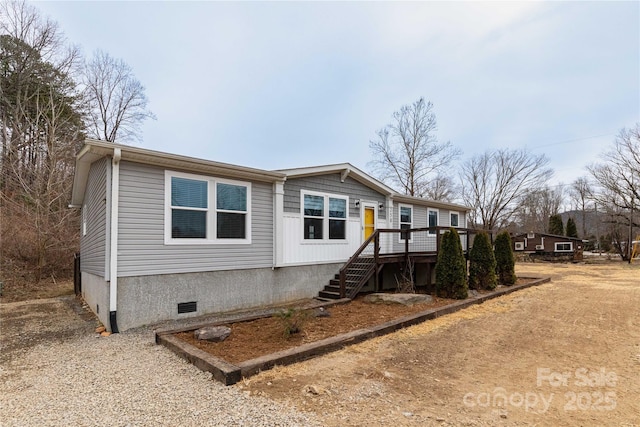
<box><xmin>374</xmin><ymin>232</ymin><xmax>380</xmax><ymax>291</ymax></box>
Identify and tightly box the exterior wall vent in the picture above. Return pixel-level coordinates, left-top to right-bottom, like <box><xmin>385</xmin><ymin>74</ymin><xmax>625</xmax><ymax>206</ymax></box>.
<box><xmin>514</xmin><ymin>242</ymin><xmax>525</xmax><ymax>251</ymax></box>
<box><xmin>178</xmin><ymin>301</ymin><xmax>197</xmax><ymax>314</ymax></box>
<box><xmin>535</xmin><ymin>244</ymin><xmax>544</xmax><ymax>250</ymax></box>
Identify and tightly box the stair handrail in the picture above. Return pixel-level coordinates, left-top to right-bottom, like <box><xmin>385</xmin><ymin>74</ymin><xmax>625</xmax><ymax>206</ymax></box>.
<box><xmin>339</xmin><ymin>230</ymin><xmax>379</xmax><ymax>298</ymax></box>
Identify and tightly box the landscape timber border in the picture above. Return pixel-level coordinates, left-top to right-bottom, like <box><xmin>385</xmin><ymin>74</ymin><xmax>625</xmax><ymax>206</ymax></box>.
<box><xmin>156</xmin><ymin>276</ymin><xmax>550</xmax><ymax>386</ymax></box>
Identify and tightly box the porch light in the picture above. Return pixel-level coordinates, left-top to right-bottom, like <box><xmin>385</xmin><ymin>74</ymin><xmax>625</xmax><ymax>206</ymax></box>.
<box><xmin>354</xmin><ymin>199</ymin><xmax>360</xmax><ymax>207</ymax></box>
<box><xmin>379</xmin><ymin>202</ymin><xmax>384</xmax><ymax>210</ymax></box>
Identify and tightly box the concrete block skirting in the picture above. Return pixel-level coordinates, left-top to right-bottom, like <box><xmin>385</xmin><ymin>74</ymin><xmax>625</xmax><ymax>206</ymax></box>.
<box><xmin>156</xmin><ymin>276</ymin><xmax>551</xmax><ymax>386</ymax></box>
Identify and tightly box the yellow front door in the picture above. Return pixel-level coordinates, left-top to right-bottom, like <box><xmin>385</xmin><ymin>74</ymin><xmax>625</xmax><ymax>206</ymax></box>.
<box><xmin>364</xmin><ymin>207</ymin><xmax>375</xmax><ymax>241</ymax></box>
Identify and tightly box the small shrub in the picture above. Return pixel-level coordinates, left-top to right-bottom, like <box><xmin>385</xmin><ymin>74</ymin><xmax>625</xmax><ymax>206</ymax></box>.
<box><xmin>274</xmin><ymin>308</ymin><xmax>308</xmax><ymax>338</ymax></box>
<box><xmin>495</xmin><ymin>231</ymin><xmax>517</xmax><ymax>286</ymax></box>
<box><xmin>435</xmin><ymin>228</ymin><xmax>468</xmax><ymax>299</ymax></box>
<box><xmin>468</xmin><ymin>232</ymin><xmax>497</xmax><ymax>290</ymax></box>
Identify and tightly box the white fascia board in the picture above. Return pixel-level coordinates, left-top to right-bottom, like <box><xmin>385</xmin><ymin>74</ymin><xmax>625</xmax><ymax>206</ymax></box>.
<box><xmin>278</xmin><ymin>163</ymin><xmax>395</xmax><ymax>196</ymax></box>
<box><xmin>391</xmin><ymin>194</ymin><xmax>472</xmax><ymax>212</ymax></box>
<box><xmin>70</xmin><ymin>139</ymin><xmax>286</xmax><ymax>206</ymax></box>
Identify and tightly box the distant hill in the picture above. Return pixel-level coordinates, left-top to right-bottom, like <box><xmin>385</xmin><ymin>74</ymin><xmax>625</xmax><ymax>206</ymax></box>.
<box><xmin>559</xmin><ymin>210</ymin><xmax>606</xmax><ymax>240</ymax></box>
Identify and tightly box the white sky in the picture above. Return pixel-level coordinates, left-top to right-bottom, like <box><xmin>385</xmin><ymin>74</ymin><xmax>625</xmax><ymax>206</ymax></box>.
<box><xmin>37</xmin><ymin>1</ymin><xmax>639</xmax><ymax>188</ymax></box>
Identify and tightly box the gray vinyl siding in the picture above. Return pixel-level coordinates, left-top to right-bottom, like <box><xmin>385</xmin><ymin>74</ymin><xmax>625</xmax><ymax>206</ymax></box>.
<box><xmin>81</xmin><ymin>157</ymin><xmax>108</xmax><ymax>277</ymax></box>
<box><xmin>117</xmin><ymin>161</ymin><xmax>273</xmax><ymax>277</ymax></box>
<box><xmin>283</xmin><ymin>174</ymin><xmax>387</xmax><ymax>220</ymax></box>
<box><xmin>440</xmin><ymin>210</ymin><xmax>449</xmax><ymax>228</ymax></box>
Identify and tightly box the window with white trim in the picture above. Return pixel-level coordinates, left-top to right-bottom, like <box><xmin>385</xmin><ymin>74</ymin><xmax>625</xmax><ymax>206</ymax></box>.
<box><xmin>428</xmin><ymin>209</ymin><xmax>438</xmax><ymax>234</ymax></box>
<box><xmin>555</xmin><ymin>242</ymin><xmax>573</xmax><ymax>252</ymax></box>
<box><xmin>302</xmin><ymin>191</ymin><xmax>347</xmax><ymax>240</ymax></box>
<box><xmin>450</xmin><ymin>212</ymin><xmax>459</xmax><ymax>227</ymax></box>
<box><xmin>166</xmin><ymin>171</ymin><xmax>251</xmax><ymax>244</ymax></box>
<box><xmin>399</xmin><ymin>204</ymin><xmax>412</xmax><ymax>241</ymax></box>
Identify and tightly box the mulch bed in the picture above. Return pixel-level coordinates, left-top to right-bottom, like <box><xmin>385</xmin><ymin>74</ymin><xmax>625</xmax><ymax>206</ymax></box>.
<box><xmin>175</xmin><ymin>296</ymin><xmax>458</xmax><ymax>364</ymax></box>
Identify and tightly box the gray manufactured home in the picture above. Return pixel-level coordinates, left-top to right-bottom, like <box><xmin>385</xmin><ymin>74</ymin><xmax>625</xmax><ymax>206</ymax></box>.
<box><xmin>71</xmin><ymin>140</ymin><xmax>471</xmax><ymax>332</ymax></box>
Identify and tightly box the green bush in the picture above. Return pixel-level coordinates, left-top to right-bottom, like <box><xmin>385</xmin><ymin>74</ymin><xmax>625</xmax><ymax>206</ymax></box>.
<box><xmin>494</xmin><ymin>231</ymin><xmax>517</xmax><ymax>286</ymax></box>
<box><xmin>548</xmin><ymin>214</ymin><xmax>564</xmax><ymax>236</ymax></box>
<box><xmin>435</xmin><ymin>228</ymin><xmax>468</xmax><ymax>299</ymax></box>
<box><xmin>566</xmin><ymin>218</ymin><xmax>578</xmax><ymax>238</ymax></box>
<box><xmin>468</xmin><ymin>232</ymin><xmax>497</xmax><ymax>290</ymax></box>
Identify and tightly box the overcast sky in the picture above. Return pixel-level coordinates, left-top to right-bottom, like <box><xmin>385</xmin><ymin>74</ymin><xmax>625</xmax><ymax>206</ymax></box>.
<box><xmin>37</xmin><ymin>1</ymin><xmax>639</xmax><ymax>188</ymax></box>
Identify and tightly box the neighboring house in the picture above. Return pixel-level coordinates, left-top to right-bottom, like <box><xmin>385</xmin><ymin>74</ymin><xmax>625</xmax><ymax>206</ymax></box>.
<box><xmin>512</xmin><ymin>232</ymin><xmax>584</xmax><ymax>261</ymax></box>
<box><xmin>71</xmin><ymin>140</ymin><xmax>471</xmax><ymax>332</ymax></box>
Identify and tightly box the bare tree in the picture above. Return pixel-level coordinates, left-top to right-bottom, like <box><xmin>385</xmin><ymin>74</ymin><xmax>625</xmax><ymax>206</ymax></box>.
<box><xmin>569</xmin><ymin>176</ymin><xmax>594</xmax><ymax>238</ymax></box>
<box><xmin>460</xmin><ymin>148</ymin><xmax>553</xmax><ymax>231</ymax></box>
<box><xmin>368</xmin><ymin>97</ymin><xmax>460</xmax><ymax>197</ymax></box>
<box><xmin>422</xmin><ymin>173</ymin><xmax>459</xmax><ymax>202</ymax></box>
<box><xmin>515</xmin><ymin>185</ymin><xmax>564</xmax><ymax>233</ymax></box>
<box><xmin>587</xmin><ymin>124</ymin><xmax>640</xmax><ymax>260</ymax></box>
<box><xmin>1</xmin><ymin>0</ymin><xmax>84</xmax><ymax>283</ymax></box>
<box><xmin>83</xmin><ymin>49</ymin><xmax>155</xmax><ymax>142</ymax></box>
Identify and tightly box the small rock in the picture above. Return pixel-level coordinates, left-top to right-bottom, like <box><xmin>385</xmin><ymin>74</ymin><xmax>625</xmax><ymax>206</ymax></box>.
<box><xmin>468</xmin><ymin>290</ymin><xmax>479</xmax><ymax>298</ymax></box>
<box><xmin>436</xmin><ymin>417</ymin><xmax>445</xmax><ymax>422</ymax></box>
<box><xmin>303</xmin><ymin>385</ymin><xmax>324</xmax><ymax>395</ymax></box>
<box><xmin>402</xmin><ymin>412</ymin><xmax>413</xmax><ymax>417</ymax></box>
<box><xmin>100</xmin><ymin>331</ymin><xmax>111</xmax><ymax>337</ymax></box>
<box><xmin>95</xmin><ymin>326</ymin><xmax>106</xmax><ymax>333</ymax></box>
<box><xmin>194</xmin><ymin>326</ymin><xmax>231</xmax><ymax>342</ymax></box>
<box><xmin>314</xmin><ymin>307</ymin><xmax>331</xmax><ymax>317</ymax></box>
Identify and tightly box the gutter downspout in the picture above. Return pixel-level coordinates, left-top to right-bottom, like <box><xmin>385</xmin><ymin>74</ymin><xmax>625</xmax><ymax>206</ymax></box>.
<box><xmin>109</xmin><ymin>148</ymin><xmax>121</xmax><ymax>333</ymax></box>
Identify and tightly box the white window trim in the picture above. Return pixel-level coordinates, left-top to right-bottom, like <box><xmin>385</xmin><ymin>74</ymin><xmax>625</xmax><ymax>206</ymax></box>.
<box><xmin>398</xmin><ymin>203</ymin><xmax>413</xmax><ymax>243</ymax></box>
<box><xmin>450</xmin><ymin>211</ymin><xmax>459</xmax><ymax>228</ymax></box>
<box><xmin>301</xmin><ymin>190</ymin><xmax>348</xmax><ymax>243</ymax></box>
<box><xmin>428</xmin><ymin>208</ymin><xmax>439</xmax><ymax>235</ymax></box>
<box><xmin>555</xmin><ymin>242</ymin><xmax>573</xmax><ymax>252</ymax></box>
<box><xmin>164</xmin><ymin>170</ymin><xmax>252</xmax><ymax>245</ymax></box>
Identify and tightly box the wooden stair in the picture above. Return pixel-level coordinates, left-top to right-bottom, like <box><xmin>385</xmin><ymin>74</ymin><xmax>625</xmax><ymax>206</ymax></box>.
<box><xmin>317</xmin><ymin>230</ymin><xmax>382</xmax><ymax>300</ymax></box>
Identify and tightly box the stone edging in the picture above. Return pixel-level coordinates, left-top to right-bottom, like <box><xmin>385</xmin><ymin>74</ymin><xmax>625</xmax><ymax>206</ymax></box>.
<box><xmin>156</xmin><ymin>276</ymin><xmax>550</xmax><ymax>385</ymax></box>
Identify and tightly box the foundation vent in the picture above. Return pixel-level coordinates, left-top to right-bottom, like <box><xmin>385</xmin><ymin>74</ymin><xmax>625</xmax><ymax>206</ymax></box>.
<box><xmin>177</xmin><ymin>301</ymin><xmax>197</xmax><ymax>314</ymax></box>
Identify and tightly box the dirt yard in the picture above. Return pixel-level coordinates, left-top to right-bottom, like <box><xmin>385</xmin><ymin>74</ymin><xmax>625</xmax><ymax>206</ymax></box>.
<box><xmin>242</xmin><ymin>261</ymin><xmax>640</xmax><ymax>426</ymax></box>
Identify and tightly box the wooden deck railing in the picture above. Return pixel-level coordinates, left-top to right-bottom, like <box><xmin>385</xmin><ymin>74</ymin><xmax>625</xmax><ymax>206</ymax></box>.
<box><xmin>338</xmin><ymin>227</ymin><xmax>477</xmax><ymax>298</ymax></box>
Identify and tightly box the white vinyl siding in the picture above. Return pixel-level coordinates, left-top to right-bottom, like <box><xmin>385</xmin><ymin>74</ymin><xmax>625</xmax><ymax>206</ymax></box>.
<box><xmin>117</xmin><ymin>162</ymin><xmax>272</xmax><ymax>277</ymax></box>
<box><xmin>165</xmin><ymin>171</ymin><xmax>251</xmax><ymax>244</ymax></box>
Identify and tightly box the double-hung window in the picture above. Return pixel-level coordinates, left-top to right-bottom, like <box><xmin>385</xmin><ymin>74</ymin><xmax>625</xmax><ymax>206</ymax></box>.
<box><xmin>302</xmin><ymin>191</ymin><xmax>347</xmax><ymax>241</ymax></box>
<box><xmin>450</xmin><ymin>212</ymin><xmax>459</xmax><ymax>227</ymax></box>
<box><xmin>166</xmin><ymin>171</ymin><xmax>251</xmax><ymax>244</ymax></box>
<box><xmin>428</xmin><ymin>209</ymin><xmax>438</xmax><ymax>234</ymax></box>
<box><xmin>399</xmin><ymin>204</ymin><xmax>412</xmax><ymax>241</ymax></box>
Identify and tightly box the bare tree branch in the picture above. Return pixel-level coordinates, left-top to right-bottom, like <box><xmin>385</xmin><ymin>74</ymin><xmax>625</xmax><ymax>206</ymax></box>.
<box><xmin>460</xmin><ymin>148</ymin><xmax>553</xmax><ymax>231</ymax></box>
<box><xmin>368</xmin><ymin>97</ymin><xmax>461</xmax><ymax>198</ymax></box>
<box><xmin>83</xmin><ymin>49</ymin><xmax>155</xmax><ymax>143</ymax></box>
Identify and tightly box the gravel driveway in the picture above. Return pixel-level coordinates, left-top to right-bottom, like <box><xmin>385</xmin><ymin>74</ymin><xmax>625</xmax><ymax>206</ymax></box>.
<box><xmin>0</xmin><ymin>296</ymin><xmax>320</xmax><ymax>426</ymax></box>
